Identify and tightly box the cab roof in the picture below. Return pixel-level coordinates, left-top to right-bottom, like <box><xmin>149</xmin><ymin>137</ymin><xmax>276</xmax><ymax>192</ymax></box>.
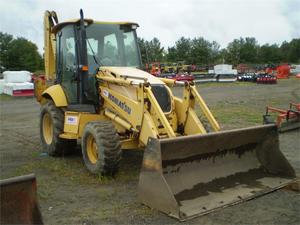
<box><xmin>52</xmin><ymin>19</ymin><xmax>139</xmax><ymax>34</ymax></box>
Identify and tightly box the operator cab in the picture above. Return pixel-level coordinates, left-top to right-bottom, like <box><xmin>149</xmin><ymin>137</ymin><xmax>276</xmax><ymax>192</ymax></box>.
<box><xmin>86</xmin><ymin>23</ymin><xmax>141</xmax><ymax>74</ymax></box>
<box><xmin>54</xmin><ymin>19</ymin><xmax>142</xmax><ymax>106</ymax></box>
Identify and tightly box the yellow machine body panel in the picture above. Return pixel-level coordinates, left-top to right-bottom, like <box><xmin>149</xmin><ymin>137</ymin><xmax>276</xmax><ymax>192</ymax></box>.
<box><xmin>99</xmin><ymin>66</ymin><xmax>165</xmax><ymax>85</ymax></box>
<box><xmin>61</xmin><ymin>112</ymin><xmax>107</xmax><ymax>139</ymax></box>
<box><xmin>42</xmin><ymin>84</ymin><xmax>68</xmax><ymax>107</ymax></box>
<box><xmin>100</xmin><ymin>86</ymin><xmax>142</xmax><ymax>130</ymax></box>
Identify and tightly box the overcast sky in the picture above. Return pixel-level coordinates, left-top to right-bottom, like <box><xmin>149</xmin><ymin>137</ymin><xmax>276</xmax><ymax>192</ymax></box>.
<box><xmin>0</xmin><ymin>0</ymin><xmax>299</xmax><ymax>53</ymax></box>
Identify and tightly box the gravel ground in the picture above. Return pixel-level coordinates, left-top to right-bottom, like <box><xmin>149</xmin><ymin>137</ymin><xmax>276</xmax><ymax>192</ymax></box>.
<box><xmin>0</xmin><ymin>78</ymin><xmax>299</xmax><ymax>225</ymax></box>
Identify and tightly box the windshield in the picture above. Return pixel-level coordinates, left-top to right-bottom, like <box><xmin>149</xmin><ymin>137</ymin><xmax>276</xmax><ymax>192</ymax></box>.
<box><xmin>85</xmin><ymin>23</ymin><xmax>141</xmax><ymax>74</ymax></box>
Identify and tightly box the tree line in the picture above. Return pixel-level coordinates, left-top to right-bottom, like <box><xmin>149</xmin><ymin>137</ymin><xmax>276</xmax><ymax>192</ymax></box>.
<box><xmin>0</xmin><ymin>32</ymin><xmax>43</xmax><ymax>72</ymax></box>
<box><xmin>138</xmin><ymin>36</ymin><xmax>300</xmax><ymax>66</ymax></box>
<box><xmin>1</xmin><ymin>30</ymin><xmax>299</xmax><ymax>73</ymax></box>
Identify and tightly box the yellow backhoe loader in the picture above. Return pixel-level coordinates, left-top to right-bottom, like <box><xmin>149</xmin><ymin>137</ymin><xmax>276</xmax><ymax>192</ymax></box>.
<box><xmin>34</xmin><ymin>10</ymin><xmax>296</xmax><ymax>220</ymax></box>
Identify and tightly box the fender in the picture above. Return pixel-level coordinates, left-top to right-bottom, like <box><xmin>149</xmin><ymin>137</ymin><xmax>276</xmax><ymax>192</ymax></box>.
<box><xmin>42</xmin><ymin>84</ymin><xmax>68</xmax><ymax>107</ymax></box>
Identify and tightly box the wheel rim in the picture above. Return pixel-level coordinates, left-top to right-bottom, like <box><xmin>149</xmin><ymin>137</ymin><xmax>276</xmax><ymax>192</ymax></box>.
<box><xmin>42</xmin><ymin>112</ymin><xmax>53</xmax><ymax>145</ymax></box>
<box><xmin>86</xmin><ymin>134</ymin><xmax>98</xmax><ymax>164</ymax></box>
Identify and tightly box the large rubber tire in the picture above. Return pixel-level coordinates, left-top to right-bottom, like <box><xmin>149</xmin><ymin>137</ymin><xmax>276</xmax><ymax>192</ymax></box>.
<box><xmin>81</xmin><ymin>121</ymin><xmax>122</xmax><ymax>176</ymax></box>
<box><xmin>40</xmin><ymin>101</ymin><xmax>76</xmax><ymax>156</ymax></box>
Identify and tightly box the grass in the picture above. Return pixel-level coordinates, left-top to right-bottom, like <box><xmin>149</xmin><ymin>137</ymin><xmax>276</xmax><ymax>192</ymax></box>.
<box><xmin>213</xmin><ymin>106</ymin><xmax>262</xmax><ymax>129</ymax></box>
<box><xmin>195</xmin><ymin>81</ymin><xmax>256</xmax><ymax>88</ymax></box>
<box><xmin>0</xmin><ymin>94</ymin><xmax>34</xmax><ymax>101</ymax></box>
<box><xmin>5</xmin><ymin>150</ymin><xmax>151</xmax><ymax>220</ymax></box>
<box><xmin>70</xmin><ymin>187</ymin><xmax>151</xmax><ymax>222</ymax></box>
<box><xmin>194</xmin><ymin>76</ymin><xmax>300</xmax><ymax>90</ymax></box>
<box><xmin>11</xmin><ymin>151</ymin><xmax>140</xmax><ymax>187</ymax></box>
<box><xmin>0</xmin><ymin>94</ymin><xmax>13</xmax><ymax>101</ymax></box>
<box><xmin>194</xmin><ymin>99</ymin><xmax>263</xmax><ymax>130</ymax></box>
<box><xmin>15</xmin><ymin>158</ymin><xmax>114</xmax><ymax>184</ymax></box>
<box><xmin>9</xmin><ymin>157</ymin><xmax>120</xmax><ymax>201</ymax></box>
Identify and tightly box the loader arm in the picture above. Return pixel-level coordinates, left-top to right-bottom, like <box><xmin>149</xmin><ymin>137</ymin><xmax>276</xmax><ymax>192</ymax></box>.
<box><xmin>159</xmin><ymin>78</ymin><xmax>220</xmax><ymax>133</ymax></box>
<box><xmin>144</xmin><ymin>86</ymin><xmax>176</xmax><ymax>138</ymax></box>
<box><xmin>97</xmin><ymin>72</ymin><xmax>219</xmax><ymax>143</ymax></box>
<box><xmin>190</xmin><ymin>85</ymin><xmax>220</xmax><ymax>132</ymax></box>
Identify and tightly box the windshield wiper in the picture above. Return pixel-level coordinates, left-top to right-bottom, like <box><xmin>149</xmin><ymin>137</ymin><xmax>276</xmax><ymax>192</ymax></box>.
<box><xmin>86</xmin><ymin>39</ymin><xmax>103</xmax><ymax>67</ymax></box>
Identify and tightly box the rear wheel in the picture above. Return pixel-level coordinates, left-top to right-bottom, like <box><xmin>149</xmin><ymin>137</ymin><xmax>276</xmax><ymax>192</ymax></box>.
<box><xmin>40</xmin><ymin>100</ymin><xmax>76</xmax><ymax>156</ymax></box>
<box><xmin>81</xmin><ymin>121</ymin><xmax>121</xmax><ymax>176</ymax></box>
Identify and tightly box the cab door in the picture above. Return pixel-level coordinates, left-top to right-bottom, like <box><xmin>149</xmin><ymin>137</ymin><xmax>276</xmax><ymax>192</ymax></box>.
<box><xmin>56</xmin><ymin>25</ymin><xmax>78</xmax><ymax>104</ymax></box>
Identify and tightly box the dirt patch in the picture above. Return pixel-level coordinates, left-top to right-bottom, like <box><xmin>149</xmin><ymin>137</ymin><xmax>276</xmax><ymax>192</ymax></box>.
<box><xmin>1</xmin><ymin>78</ymin><xmax>299</xmax><ymax>224</ymax></box>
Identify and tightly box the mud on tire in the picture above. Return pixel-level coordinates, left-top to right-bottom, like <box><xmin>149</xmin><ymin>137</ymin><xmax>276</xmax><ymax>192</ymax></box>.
<box><xmin>81</xmin><ymin>121</ymin><xmax>122</xmax><ymax>176</ymax></box>
<box><xmin>40</xmin><ymin>100</ymin><xmax>76</xmax><ymax>156</ymax></box>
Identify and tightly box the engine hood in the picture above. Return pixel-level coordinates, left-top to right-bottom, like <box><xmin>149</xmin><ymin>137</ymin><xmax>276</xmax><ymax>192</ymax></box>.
<box><xmin>99</xmin><ymin>67</ymin><xmax>164</xmax><ymax>85</ymax></box>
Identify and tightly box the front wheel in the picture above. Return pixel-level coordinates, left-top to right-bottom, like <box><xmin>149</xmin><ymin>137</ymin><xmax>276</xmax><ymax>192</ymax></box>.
<box><xmin>81</xmin><ymin>121</ymin><xmax>122</xmax><ymax>176</ymax></box>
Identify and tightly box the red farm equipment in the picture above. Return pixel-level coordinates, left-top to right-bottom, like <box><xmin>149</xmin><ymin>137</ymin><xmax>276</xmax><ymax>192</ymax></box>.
<box><xmin>173</xmin><ymin>73</ymin><xmax>194</xmax><ymax>82</ymax></box>
<box><xmin>256</xmin><ymin>74</ymin><xmax>277</xmax><ymax>84</ymax></box>
<box><xmin>275</xmin><ymin>64</ymin><xmax>290</xmax><ymax>79</ymax></box>
<box><xmin>148</xmin><ymin>62</ymin><xmax>161</xmax><ymax>76</ymax></box>
<box><xmin>263</xmin><ymin>103</ymin><xmax>300</xmax><ymax>132</ymax></box>
<box><xmin>265</xmin><ymin>64</ymin><xmax>290</xmax><ymax>79</ymax></box>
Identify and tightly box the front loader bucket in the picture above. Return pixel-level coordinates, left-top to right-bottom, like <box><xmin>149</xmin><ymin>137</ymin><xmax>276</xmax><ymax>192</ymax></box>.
<box><xmin>0</xmin><ymin>174</ymin><xmax>43</xmax><ymax>224</ymax></box>
<box><xmin>138</xmin><ymin>124</ymin><xmax>296</xmax><ymax>221</ymax></box>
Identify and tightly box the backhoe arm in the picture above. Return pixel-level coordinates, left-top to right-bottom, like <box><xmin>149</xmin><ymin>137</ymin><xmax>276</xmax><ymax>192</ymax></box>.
<box><xmin>44</xmin><ymin>11</ymin><xmax>58</xmax><ymax>81</ymax></box>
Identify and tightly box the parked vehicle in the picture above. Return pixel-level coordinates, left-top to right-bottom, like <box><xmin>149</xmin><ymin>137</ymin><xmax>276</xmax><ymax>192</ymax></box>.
<box><xmin>256</xmin><ymin>73</ymin><xmax>277</xmax><ymax>84</ymax></box>
<box><xmin>237</xmin><ymin>73</ymin><xmax>256</xmax><ymax>82</ymax></box>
